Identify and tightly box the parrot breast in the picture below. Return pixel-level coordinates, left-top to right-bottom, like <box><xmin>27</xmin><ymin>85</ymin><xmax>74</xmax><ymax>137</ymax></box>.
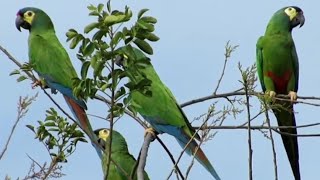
<box><xmin>266</xmin><ymin>70</ymin><xmax>292</xmax><ymax>93</ymax></box>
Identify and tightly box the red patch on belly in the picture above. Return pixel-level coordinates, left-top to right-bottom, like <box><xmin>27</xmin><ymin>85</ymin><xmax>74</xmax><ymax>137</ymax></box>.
<box><xmin>266</xmin><ymin>71</ymin><xmax>291</xmax><ymax>93</ymax></box>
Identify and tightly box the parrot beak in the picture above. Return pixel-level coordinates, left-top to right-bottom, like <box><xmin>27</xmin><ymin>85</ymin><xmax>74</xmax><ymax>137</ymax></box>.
<box><xmin>97</xmin><ymin>138</ymin><xmax>106</xmax><ymax>149</ymax></box>
<box><xmin>291</xmin><ymin>9</ymin><xmax>305</xmax><ymax>28</ymax></box>
<box><xmin>296</xmin><ymin>12</ymin><xmax>305</xmax><ymax>28</ymax></box>
<box><xmin>15</xmin><ymin>14</ymin><xmax>30</xmax><ymax>31</ymax></box>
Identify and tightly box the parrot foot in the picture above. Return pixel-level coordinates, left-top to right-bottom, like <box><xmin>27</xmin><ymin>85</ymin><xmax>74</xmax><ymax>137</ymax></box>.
<box><xmin>144</xmin><ymin>128</ymin><xmax>157</xmax><ymax>140</ymax></box>
<box><xmin>266</xmin><ymin>90</ymin><xmax>276</xmax><ymax>99</ymax></box>
<box><xmin>288</xmin><ymin>91</ymin><xmax>297</xmax><ymax>101</ymax></box>
<box><xmin>31</xmin><ymin>80</ymin><xmax>42</xmax><ymax>89</ymax></box>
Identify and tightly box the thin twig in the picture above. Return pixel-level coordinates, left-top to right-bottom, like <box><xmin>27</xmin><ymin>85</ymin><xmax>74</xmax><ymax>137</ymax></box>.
<box><xmin>0</xmin><ymin>95</ymin><xmax>37</xmax><ymax>160</ymax></box>
<box><xmin>263</xmin><ymin>102</ymin><xmax>278</xmax><ymax>180</ymax></box>
<box><xmin>0</xmin><ymin>102</ymin><xmax>23</xmax><ymax>160</ymax></box>
<box><xmin>242</xmin><ymin>74</ymin><xmax>253</xmax><ymax>180</ymax></box>
<box><xmin>166</xmin><ymin>111</ymin><xmax>213</xmax><ymax>179</ymax></box>
<box><xmin>155</xmin><ymin>136</ymin><xmax>185</xmax><ymax>179</ymax></box>
<box><xmin>185</xmin><ymin>110</ymin><xmax>215</xmax><ymax>179</ymax></box>
<box><xmin>42</xmin><ymin>157</ymin><xmax>58</xmax><ymax>180</ymax></box>
<box><xmin>213</xmin><ymin>56</ymin><xmax>227</xmax><ymax>95</ymax></box>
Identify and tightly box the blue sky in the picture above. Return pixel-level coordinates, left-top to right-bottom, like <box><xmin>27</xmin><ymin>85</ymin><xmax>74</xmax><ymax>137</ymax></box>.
<box><xmin>1</xmin><ymin>1</ymin><xmax>319</xmax><ymax>179</ymax></box>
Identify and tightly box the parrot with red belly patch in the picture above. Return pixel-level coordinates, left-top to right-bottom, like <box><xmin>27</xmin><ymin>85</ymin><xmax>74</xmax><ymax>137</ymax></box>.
<box><xmin>256</xmin><ymin>6</ymin><xmax>305</xmax><ymax>180</ymax></box>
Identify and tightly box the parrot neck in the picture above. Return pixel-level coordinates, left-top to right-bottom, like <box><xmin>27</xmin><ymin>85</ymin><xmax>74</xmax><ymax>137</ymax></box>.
<box><xmin>104</xmin><ymin>137</ymin><xmax>129</xmax><ymax>154</ymax></box>
<box><xmin>265</xmin><ymin>16</ymin><xmax>292</xmax><ymax>36</ymax></box>
<box><xmin>30</xmin><ymin>16</ymin><xmax>55</xmax><ymax>34</ymax></box>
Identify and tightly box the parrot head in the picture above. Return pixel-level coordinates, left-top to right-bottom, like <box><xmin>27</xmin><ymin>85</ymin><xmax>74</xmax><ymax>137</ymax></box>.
<box><xmin>94</xmin><ymin>128</ymin><xmax>128</xmax><ymax>152</ymax></box>
<box><xmin>16</xmin><ymin>7</ymin><xmax>54</xmax><ymax>32</ymax></box>
<box><xmin>270</xmin><ymin>6</ymin><xmax>305</xmax><ymax>30</ymax></box>
<box><xmin>283</xmin><ymin>6</ymin><xmax>305</xmax><ymax>28</ymax></box>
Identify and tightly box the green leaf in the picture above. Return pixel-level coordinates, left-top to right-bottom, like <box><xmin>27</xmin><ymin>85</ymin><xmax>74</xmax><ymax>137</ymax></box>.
<box><xmin>26</xmin><ymin>125</ymin><xmax>35</xmax><ymax>133</ymax></box>
<box><xmin>124</xmin><ymin>37</ymin><xmax>133</xmax><ymax>44</ymax></box>
<box><xmin>90</xmin><ymin>55</ymin><xmax>97</xmax><ymax>69</ymax></box>
<box><xmin>145</xmin><ymin>32</ymin><xmax>160</xmax><ymax>42</ymax></box>
<box><xmin>84</xmin><ymin>22</ymin><xmax>99</xmax><ymax>34</ymax></box>
<box><xmin>115</xmin><ymin>87</ymin><xmax>126</xmax><ymax>100</ymax></box>
<box><xmin>93</xmin><ymin>60</ymin><xmax>105</xmax><ymax>77</ymax></box>
<box><xmin>66</xmin><ymin>29</ymin><xmax>78</xmax><ymax>41</ymax></box>
<box><xmin>136</xmin><ymin>20</ymin><xmax>155</xmax><ymax>32</ymax></box>
<box><xmin>98</xmin><ymin>3</ymin><xmax>104</xmax><ymax>13</ymax></box>
<box><xmin>100</xmin><ymin>83</ymin><xmax>111</xmax><ymax>91</ymax></box>
<box><xmin>17</xmin><ymin>76</ymin><xmax>28</xmax><ymax>82</ymax></box>
<box><xmin>110</xmin><ymin>31</ymin><xmax>123</xmax><ymax>48</ymax></box>
<box><xmin>46</xmin><ymin>115</ymin><xmax>56</xmax><ymax>121</ymax></box>
<box><xmin>44</xmin><ymin>122</ymin><xmax>56</xmax><ymax>127</ymax></box>
<box><xmin>140</xmin><ymin>16</ymin><xmax>157</xmax><ymax>24</ymax></box>
<box><xmin>89</xmin><ymin>11</ymin><xmax>100</xmax><ymax>16</ymax></box>
<box><xmin>104</xmin><ymin>15</ymin><xmax>124</xmax><ymax>26</ymax></box>
<box><xmin>127</xmin><ymin>105</ymin><xmax>137</xmax><ymax>116</ymax></box>
<box><xmin>87</xmin><ymin>4</ymin><xmax>97</xmax><ymax>11</ymax></box>
<box><xmin>133</xmin><ymin>39</ymin><xmax>153</xmax><ymax>55</ymax></box>
<box><xmin>83</xmin><ymin>42</ymin><xmax>95</xmax><ymax>57</ymax></box>
<box><xmin>9</xmin><ymin>69</ymin><xmax>20</xmax><ymax>76</ymax></box>
<box><xmin>93</xmin><ymin>30</ymin><xmax>107</xmax><ymax>41</ymax></box>
<box><xmin>107</xmin><ymin>0</ymin><xmax>111</xmax><ymax>12</ymax></box>
<box><xmin>81</xmin><ymin>61</ymin><xmax>90</xmax><ymax>80</ymax></box>
<box><xmin>138</xmin><ymin>9</ymin><xmax>149</xmax><ymax>19</ymax></box>
<box><xmin>103</xmin><ymin>9</ymin><xmax>132</xmax><ymax>26</ymax></box>
<box><xmin>136</xmin><ymin>32</ymin><xmax>159</xmax><ymax>42</ymax></box>
<box><xmin>69</xmin><ymin>34</ymin><xmax>84</xmax><ymax>49</ymax></box>
<box><xmin>47</xmin><ymin>128</ymin><xmax>59</xmax><ymax>132</ymax></box>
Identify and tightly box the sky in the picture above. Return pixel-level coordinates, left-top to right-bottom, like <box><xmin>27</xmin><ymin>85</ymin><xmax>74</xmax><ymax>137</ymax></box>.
<box><xmin>1</xmin><ymin>1</ymin><xmax>319</xmax><ymax>180</ymax></box>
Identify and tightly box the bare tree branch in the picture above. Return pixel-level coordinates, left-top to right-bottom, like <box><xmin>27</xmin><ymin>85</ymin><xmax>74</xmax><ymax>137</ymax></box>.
<box><xmin>213</xmin><ymin>41</ymin><xmax>239</xmax><ymax>95</ymax></box>
<box><xmin>181</xmin><ymin>91</ymin><xmax>320</xmax><ymax>108</ymax></box>
<box><xmin>263</xmin><ymin>102</ymin><xmax>278</xmax><ymax>180</ymax></box>
<box><xmin>241</xmin><ymin>71</ymin><xmax>253</xmax><ymax>180</ymax></box>
<box><xmin>0</xmin><ymin>95</ymin><xmax>37</xmax><ymax>161</ymax></box>
<box><xmin>137</xmin><ymin>132</ymin><xmax>154</xmax><ymax>180</ymax></box>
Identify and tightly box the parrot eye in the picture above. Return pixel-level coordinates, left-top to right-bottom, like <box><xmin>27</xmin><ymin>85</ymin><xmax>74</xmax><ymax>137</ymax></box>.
<box><xmin>26</xmin><ymin>11</ymin><xmax>33</xmax><ymax>17</ymax></box>
<box><xmin>288</xmin><ymin>7</ymin><xmax>292</xmax><ymax>11</ymax></box>
<box><xmin>103</xmin><ymin>129</ymin><xmax>110</xmax><ymax>137</ymax></box>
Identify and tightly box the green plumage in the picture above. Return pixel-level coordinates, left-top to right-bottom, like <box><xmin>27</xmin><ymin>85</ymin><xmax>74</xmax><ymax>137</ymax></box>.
<box><xmin>256</xmin><ymin>6</ymin><xmax>304</xmax><ymax>180</ymax></box>
<box><xmin>125</xmin><ymin>47</ymin><xmax>198</xmax><ymax>139</ymax></box>
<box><xmin>120</xmin><ymin>47</ymin><xmax>220</xmax><ymax>179</ymax></box>
<box><xmin>16</xmin><ymin>7</ymin><xmax>101</xmax><ymax>157</ymax></box>
<box><xmin>95</xmin><ymin>129</ymin><xmax>149</xmax><ymax>180</ymax></box>
<box><xmin>29</xmin><ymin>29</ymin><xmax>78</xmax><ymax>89</ymax></box>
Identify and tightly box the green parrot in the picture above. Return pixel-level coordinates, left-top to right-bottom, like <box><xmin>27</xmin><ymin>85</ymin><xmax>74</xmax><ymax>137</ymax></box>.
<box><xmin>15</xmin><ymin>7</ymin><xmax>101</xmax><ymax>157</ymax></box>
<box><xmin>256</xmin><ymin>6</ymin><xmax>304</xmax><ymax>180</ymax></box>
<box><xmin>117</xmin><ymin>46</ymin><xmax>220</xmax><ymax>179</ymax></box>
<box><xmin>94</xmin><ymin>128</ymin><xmax>150</xmax><ymax>180</ymax></box>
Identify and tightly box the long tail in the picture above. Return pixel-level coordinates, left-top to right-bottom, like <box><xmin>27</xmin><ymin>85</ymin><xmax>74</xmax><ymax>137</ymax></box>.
<box><xmin>176</xmin><ymin>138</ymin><xmax>220</xmax><ymax>180</ymax></box>
<box><xmin>63</xmin><ymin>95</ymin><xmax>102</xmax><ymax>158</ymax></box>
<box><xmin>273</xmin><ymin>100</ymin><xmax>300</xmax><ymax>180</ymax></box>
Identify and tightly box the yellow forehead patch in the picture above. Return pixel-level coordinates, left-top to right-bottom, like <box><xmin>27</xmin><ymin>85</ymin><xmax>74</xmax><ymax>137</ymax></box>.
<box><xmin>284</xmin><ymin>7</ymin><xmax>297</xmax><ymax>21</ymax></box>
<box><xmin>99</xmin><ymin>129</ymin><xmax>110</xmax><ymax>141</ymax></box>
<box><xmin>23</xmin><ymin>11</ymin><xmax>35</xmax><ymax>24</ymax></box>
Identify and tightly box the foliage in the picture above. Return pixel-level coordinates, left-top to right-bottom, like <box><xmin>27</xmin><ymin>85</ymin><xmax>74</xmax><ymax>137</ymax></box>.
<box><xmin>26</xmin><ymin>108</ymin><xmax>86</xmax><ymax>163</ymax></box>
<box><xmin>66</xmin><ymin>1</ymin><xmax>159</xmax><ymax>118</ymax></box>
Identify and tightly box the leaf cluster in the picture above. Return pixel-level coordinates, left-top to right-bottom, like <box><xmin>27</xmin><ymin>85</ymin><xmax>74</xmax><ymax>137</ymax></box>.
<box><xmin>27</xmin><ymin>108</ymin><xmax>86</xmax><ymax>163</ymax></box>
<box><xmin>66</xmin><ymin>2</ymin><xmax>159</xmax><ymax>117</ymax></box>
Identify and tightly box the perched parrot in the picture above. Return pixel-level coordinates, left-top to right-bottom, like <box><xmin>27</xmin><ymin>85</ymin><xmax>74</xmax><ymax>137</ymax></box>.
<box><xmin>94</xmin><ymin>128</ymin><xmax>150</xmax><ymax>180</ymax></box>
<box><xmin>15</xmin><ymin>7</ymin><xmax>101</xmax><ymax>157</ymax></box>
<box><xmin>117</xmin><ymin>46</ymin><xmax>220</xmax><ymax>180</ymax></box>
<box><xmin>256</xmin><ymin>6</ymin><xmax>304</xmax><ymax>180</ymax></box>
